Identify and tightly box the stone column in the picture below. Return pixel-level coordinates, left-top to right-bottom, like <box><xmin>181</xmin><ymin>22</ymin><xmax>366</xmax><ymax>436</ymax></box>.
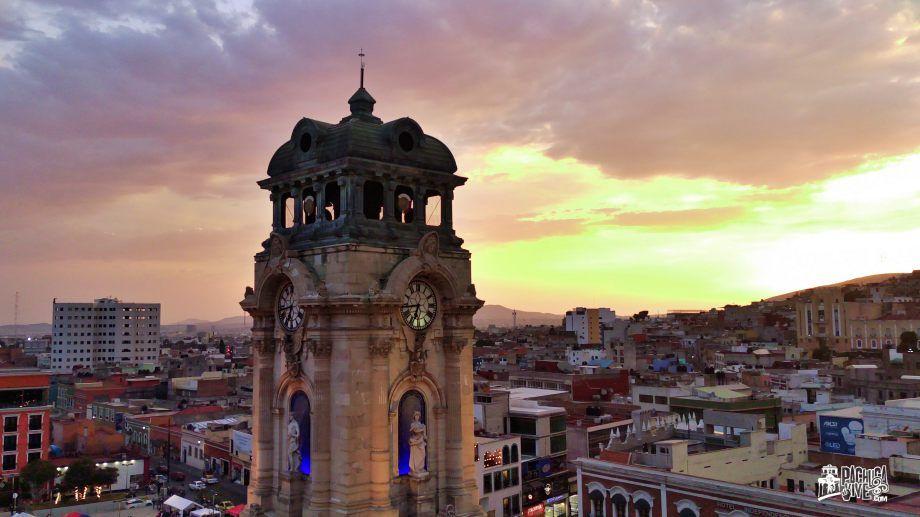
<box><xmin>293</xmin><ymin>186</ymin><xmax>304</xmax><ymax>226</ymax></box>
<box><xmin>271</xmin><ymin>192</ymin><xmax>281</xmax><ymax>230</ymax></box>
<box><xmin>384</xmin><ymin>181</ymin><xmax>396</xmax><ymax>221</ymax></box>
<box><xmin>307</xmin><ymin>339</ymin><xmax>333</xmax><ymax>511</ymax></box>
<box><xmin>338</xmin><ymin>177</ymin><xmax>348</xmax><ymax>220</ymax></box>
<box><xmin>413</xmin><ymin>186</ymin><xmax>426</xmax><ymax>225</ymax></box>
<box><xmin>315</xmin><ymin>182</ymin><xmax>326</xmax><ymax>222</ymax></box>
<box><xmin>368</xmin><ymin>337</ymin><xmax>393</xmax><ymax>509</ymax></box>
<box><xmin>354</xmin><ymin>176</ymin><xmax>365</xmax><ymax>220</ymax></box>
<box><xmin>441</xmin><ymin>190</ymin><xmax>454</xmax><ymax>229</ymax></box>
<box><xmin>248</xmin><ymin>315</ymin><xmax>276</xmax><ymax>512</ymax></box>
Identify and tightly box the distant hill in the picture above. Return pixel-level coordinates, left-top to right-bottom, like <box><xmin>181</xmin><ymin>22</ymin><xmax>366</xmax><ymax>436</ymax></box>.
<box><xmin>163</xmin><ymin>316</ymin><xmax>250</xmax><ymax>334</ymax></box>
<box><xmin>765</xmin><ymin>272</ymin><xmax>907</xmax><ymax>301</ymax></box>
<box><xmin>0</xmin><ymin>323</ymin><xmax>52</xmax><ymax>337</ymax></box>
<box><xmin>473</xmin><ymin>304</ymin><xmax>562</xmax><ymax>328</ymax></box>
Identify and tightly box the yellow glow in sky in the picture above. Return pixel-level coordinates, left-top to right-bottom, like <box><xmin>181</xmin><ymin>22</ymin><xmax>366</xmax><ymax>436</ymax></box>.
<box><xmin>458</xmin><ymin>148</ymin><xmax>920</xmax><ymax>315</ymax></box>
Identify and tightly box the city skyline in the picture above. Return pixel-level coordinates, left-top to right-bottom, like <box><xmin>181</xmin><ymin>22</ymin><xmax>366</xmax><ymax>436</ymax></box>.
<box><xmin>2</xmin><ymin>0</ymin><xmax>919</xmax><ymax>324</ymax></box>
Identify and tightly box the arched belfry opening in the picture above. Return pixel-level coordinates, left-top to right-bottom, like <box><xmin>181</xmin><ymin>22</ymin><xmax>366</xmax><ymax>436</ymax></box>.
<box><xmin>242</xmin><ymin>64</ymin><xmax>483</xmax><ymax>516</ymax></box>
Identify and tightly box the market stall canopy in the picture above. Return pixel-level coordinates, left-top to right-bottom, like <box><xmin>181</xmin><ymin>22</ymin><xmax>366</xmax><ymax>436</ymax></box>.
<box><xmin>164</xmin><ymin>494</ymin><xmax>199</xmax><ymax>512</ymax></box>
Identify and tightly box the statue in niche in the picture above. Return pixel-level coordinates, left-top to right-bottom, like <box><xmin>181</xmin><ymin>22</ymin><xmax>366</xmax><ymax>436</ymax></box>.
<box><xmin>287</xmin><ymin>415</ymin><xmax>301</xmax><ymax>473</ymax></box>
<box><xmin>408</xmin><ymin>411</ymin><xmax>428</xmax><ymax>477</ymax></box>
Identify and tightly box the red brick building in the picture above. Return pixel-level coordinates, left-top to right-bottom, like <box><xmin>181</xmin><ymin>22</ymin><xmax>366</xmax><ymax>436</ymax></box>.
<box><xmin>0</xmin><ymin>368</ymin><xmax>52</xmax><ymax>477</ymax></box>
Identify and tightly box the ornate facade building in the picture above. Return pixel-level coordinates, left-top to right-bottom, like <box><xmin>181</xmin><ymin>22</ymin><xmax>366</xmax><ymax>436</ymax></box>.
<box><xmin>240</xmin><ymin>78</ymin><xmax>483</xmax><ymax>516</ymax></box>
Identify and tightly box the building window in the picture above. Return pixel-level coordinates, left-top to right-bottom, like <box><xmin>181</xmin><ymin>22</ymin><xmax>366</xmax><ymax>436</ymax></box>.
<box><xmin>549</xmin><ymin>415</ymin><xmax>566</xmax><ymax>434</ymax></box>
<box><xmin>521</xmin><ymin>438</ymin><xmax>536</xmax><ymax>457</ymax></box>
<box><xmin>3</xmin><ymin>416</ymin><xmax>17</xmax><ymax>433</ymax></box>
<box><xmin>27</xmin><ymin>433</ymin><xmax>41</xmax><ymax>450</ymax></box>
<box><xmin>510</xmin><ymin>444</ymin><xmax>519</xmax><ymax>462</ymax></box>
<box><xmin>482</xmin><ymin>474</ymin><xmax>492</xmax><ymax>493</ymax></box>
<box><xmin>635</xmin><ymin>498</ymin><xmax>652</xmax><ymax>517</ymax></box>
<box><xmin>2</xmin><ymin>454</ymin><xmax>15</xmax><ymax>471</ymax></box>
<box><xmin>2</xmin><ymin>435</ymin><xmax>16</xmax><ymax>452</ymax></box>
<box><xmin>550</xmin><ymin>434</ymin><xmax>566</xmax><ymax>454</ymax></box>
<box><xmin>509</xmin><ymin>417</ymin><xmax>536</xmax><ymax>435</ymax></box>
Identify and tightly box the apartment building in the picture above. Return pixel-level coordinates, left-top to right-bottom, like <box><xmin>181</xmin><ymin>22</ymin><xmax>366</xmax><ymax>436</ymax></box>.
<box><xmin>51</xmin><ymin>298</ymin><xmax>161</xmax><ymax>372</ymax></box>
<box><xmin>564</xmin><ymin>307</ymin><xmax>615</xmax><ymax>345</ymax></box>
<box><xmin>475</xmin><ymin>434</ymin><xmax>522</xmax><ymax>517</ymax></box>
<box><xmin>0</xmin><ymin>369</ymin><xmax>51</xmax><ymax>478</ymax></box>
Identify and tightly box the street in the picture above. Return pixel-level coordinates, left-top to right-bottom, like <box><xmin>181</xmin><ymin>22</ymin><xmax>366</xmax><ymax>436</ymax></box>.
<box><xmin>155</xmin><ymin>459</ymin><xmax>247</xmax><ymax>509</ymax></box>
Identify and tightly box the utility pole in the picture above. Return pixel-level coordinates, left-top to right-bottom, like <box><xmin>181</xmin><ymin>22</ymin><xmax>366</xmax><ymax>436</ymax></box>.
<box><xmin>512</xmin><ymin>309</ymin><xmax>517</xmax><ymax>330</ymax></box>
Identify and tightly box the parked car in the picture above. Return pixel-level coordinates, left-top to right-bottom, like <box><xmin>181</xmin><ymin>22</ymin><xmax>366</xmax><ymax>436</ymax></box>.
<box><xmin>188</xmin><ymin>480</ymin><xmax>207</xmax><ymax>491</ymax></box>
<box><xmin>125</xmin><ymin>498</ymin><xmax>153</xmax><ymax>508</ymax></box>
<box><xmin>156</xmin><ymin>464</ymin><xmax>169</xmax><ymax>474</ymax></box>
<box><xmin>216</xmin><ymin>501</ymin><xmax>234</xmax><ymax>511</ymax></box>
<box><xmin>170</xmin><ymin>471</ymin><xmax>187</xmax><ymax>481</ymax></box>
<box><xmin>154</xmin><ymin>474</ymin><xmax>168</xmax><ymax>484</ymax></box>
<box><xmin>202</xmin><ymin>475</ymin><xmax>219</xmax><ymax>484</ymax></box>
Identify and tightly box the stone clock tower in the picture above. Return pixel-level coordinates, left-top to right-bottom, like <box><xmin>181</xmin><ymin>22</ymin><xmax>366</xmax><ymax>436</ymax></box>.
<box><xmin>240</xmin><ymin>77</ymin><xmax>483</xmax><ymax>516</ymax></box>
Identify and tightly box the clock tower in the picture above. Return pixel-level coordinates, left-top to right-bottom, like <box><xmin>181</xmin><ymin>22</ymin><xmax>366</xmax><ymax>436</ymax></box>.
<box><xmin>240</xmin><ymin>75</ymin><xmax>483</xmax><ymax>516</ymax></box>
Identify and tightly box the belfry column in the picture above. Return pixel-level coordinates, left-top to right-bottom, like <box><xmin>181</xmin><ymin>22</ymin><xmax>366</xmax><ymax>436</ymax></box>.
<box><xmin>248</xmin><ymin>312</ymin><xmax>276</xmax><ymax>512</ymax></box>
<box><xmin>368</xmin><ymin>336</ymin><xmax>394</xmax><ymax>510</ymax></box>
<box><xmin>384</xmin><ymin>181</ymin><xmax>396</xmax><ymax>221</ymax></box>
<box><xmin>308</xmin><ymin>338</ymin><xmax>333</xmax><ymax>510</ymax></box>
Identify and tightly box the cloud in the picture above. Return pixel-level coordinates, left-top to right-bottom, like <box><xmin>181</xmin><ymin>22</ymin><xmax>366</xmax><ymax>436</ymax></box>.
<box><xmin>0</xmin><ymin>0</ymin><xmax>918</xmax><ymax>321</ymax></box>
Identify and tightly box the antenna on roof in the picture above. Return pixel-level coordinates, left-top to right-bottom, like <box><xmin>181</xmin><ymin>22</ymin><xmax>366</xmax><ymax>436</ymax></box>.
<box><xmin>358</xmin><ymin>48</ymin><xmax>366</xmax><ymax>88</ymax></box>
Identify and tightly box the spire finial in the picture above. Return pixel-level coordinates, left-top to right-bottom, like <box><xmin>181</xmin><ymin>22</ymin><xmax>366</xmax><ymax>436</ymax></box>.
<box><xmin>358</xmin><ymin>48</ymin><xmax>366</xmax><ymax>88</ymax></box>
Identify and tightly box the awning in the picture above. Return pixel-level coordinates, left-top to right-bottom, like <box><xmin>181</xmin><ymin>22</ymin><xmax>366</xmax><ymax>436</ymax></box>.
<box><xmin>227</xmin><ymin>505</ymin><xmax>246</xmax><ymax>516</ymax></box>
<box><xmin>190</xmin><ymin>509</ymin><xmax>221</xmax><ymax>517</ymax></box>
<box><xmin>164</xmin><ymin>494</ymin><xmax>199</xmax><ymax>512</ymax></box>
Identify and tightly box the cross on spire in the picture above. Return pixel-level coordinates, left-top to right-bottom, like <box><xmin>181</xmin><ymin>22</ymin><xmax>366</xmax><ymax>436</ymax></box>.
<box><xmin>358</xmin><ymin>48</ymin><xmax>366</xmax><ymax>88</ymax></box>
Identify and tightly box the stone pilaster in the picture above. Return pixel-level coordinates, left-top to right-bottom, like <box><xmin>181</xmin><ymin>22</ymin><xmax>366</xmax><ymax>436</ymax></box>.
<box><xmin>368</xmin><ymin>337</ymin><xmax>394</xmax><ymax>510</ymax></box>
<box><xmin>308</xmin><ymin>338</ymin><xmax>332</xmax><ymax>512</ymax></box>
<box><xmin>248</xmin><ymin>315</ymin><xmax>276</xmax><ymax>512</ymax></box>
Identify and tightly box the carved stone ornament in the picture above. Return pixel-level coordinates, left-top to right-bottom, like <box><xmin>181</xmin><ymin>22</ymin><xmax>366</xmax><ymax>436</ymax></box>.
<box><xmin>368</xmin><ymin>337</ymin><xmax>394</xmax><ymax>358</ymax></box>
<box><xmin>416</xmin><ymin>231</ymin><xmax>439</xmax><ymax>259</ymax></box>
<box><xmin>405</xmin><ymin>334</ymin><xmax>428</xmax><ymax>379</ymax></box>
<box><xmin>255</xmin><ymin>337</ymin><xmax>276</xmax><ymax>355</ymax></box>
<box><xmin>306</xmin><ymin>339</ymin><xmax>333</xmax><ymax>357</ymax></box>
<box><xmin>440</xmin><ymin>335</ymin><xmax>466</xmax><ymax>355</ymax></box>
<box><xmin>282</xmin><ymin>334</ymin><xmax>304</xmax><ymax>377</ymax></box>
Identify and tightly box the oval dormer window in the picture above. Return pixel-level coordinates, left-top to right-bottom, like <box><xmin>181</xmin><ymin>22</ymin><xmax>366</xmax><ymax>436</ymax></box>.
<box><xmin>398</xmin><ymin>131</ymin><xmax>415</xmax><ymax>152</ymax></box>
<box><xmin>299</xmin><ymin>132</ymin><xmax>313</xmax><ymax>153</ymax></box>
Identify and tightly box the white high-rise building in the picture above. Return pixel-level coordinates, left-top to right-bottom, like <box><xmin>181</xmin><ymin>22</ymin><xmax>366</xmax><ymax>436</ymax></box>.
<box><xmin>564</xmin><ymin>307</ymin><xmax>616</xmax><ymax>345</ymax></box>
<box><xmin>51</xmin><ymin>298</ymin><xmax>161</xmax><ymax>373</ymax></box>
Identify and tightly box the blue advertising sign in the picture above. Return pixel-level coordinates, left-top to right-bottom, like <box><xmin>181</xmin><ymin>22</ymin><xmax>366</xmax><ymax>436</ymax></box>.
<box><xmin>819</xmin><ymin>415</ymin><xmax>863</xmax><ymax>455</ymax></box>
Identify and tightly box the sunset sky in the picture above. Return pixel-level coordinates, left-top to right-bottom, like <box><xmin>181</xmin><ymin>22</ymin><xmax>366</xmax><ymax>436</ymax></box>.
<box><xmin>1</xmin><ymin>0</ymin><xmax>919</xmax><ymax>324</ymax></box>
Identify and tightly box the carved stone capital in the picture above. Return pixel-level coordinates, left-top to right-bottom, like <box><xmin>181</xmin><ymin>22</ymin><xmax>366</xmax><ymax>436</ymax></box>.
<box><xmin>368</xmin><ymin>337</ymin><xmax>395</xmax><ymax>358</ymax></box>
<box><xmin>255</xmin><ymin>337</ymin><xmax>276</xmax><ymax>355</ymax></box>
<box><xmin>306</xmin><ymin>339</ymin><xmax>333</xmax><ymax>357</ymax></box>
<box><xmin>440</xmin><ymin>335</ymin><xmax>466</xmax><ymax>355</ymax></box>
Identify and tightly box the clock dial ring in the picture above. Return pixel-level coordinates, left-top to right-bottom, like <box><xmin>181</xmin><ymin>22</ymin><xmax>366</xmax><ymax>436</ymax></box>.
<box><xmin>277</xmin><ymin>282</ymin><xmax>305</xmax><ymax>332</ymax></box>
<box><xmin>401</xmin><ymin>280</ymin><xmax>437</xmax><ymax>331</ymax></box>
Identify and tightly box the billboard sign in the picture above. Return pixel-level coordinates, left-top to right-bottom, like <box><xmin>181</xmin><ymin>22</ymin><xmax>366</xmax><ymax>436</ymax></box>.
<box><xmin>818</xmin><ymin>414</ymin><xmax>863</xmax><ymax>455</ymax></box>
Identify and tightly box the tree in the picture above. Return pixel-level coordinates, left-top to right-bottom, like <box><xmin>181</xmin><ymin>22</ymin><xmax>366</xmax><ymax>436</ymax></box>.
<box><xmin>62</xmin><ymin>458</ymin><xmax>95</xmax><ymax>491</ymax></box>
<box><xmin>632</xmin><ymin>310</ymin><xmax>649</xmax><ymax>322</ymax></box>
<box><xmin>19</xmin><ymin>459</ymin><xmax>56</xmax><ymax>501</ymax></box>
<box><xmin>898</xmin><ymin>331</ymin><xmax>918</xmax><ymax>353</ymax></box>
<box><xmin>812</xmin><ymin>342</ymin><xmax>833</xmax><ymax>361</ymax></box>
<box><xmin>62</xmin><ymin>458</ymin><xmax>118</xmax><ymax>492</ymax></box>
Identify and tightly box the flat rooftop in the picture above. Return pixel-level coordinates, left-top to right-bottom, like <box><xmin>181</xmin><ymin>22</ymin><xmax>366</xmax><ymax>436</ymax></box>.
<box><xmin>507</xmin><ymin>387</ymin><xmax>568</xmax><ymax>400</ymax></box>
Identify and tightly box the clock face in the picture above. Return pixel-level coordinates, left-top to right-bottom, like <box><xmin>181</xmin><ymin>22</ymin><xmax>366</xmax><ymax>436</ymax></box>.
<box><xmin>277</xmin><ymin>282</ymin><xmax>304</xmax><ymax>332</ymax></box>
<box><xmin>401</xmin><ymin>280</ymin><xmax>437</xmax><ymax>331</ymax></box>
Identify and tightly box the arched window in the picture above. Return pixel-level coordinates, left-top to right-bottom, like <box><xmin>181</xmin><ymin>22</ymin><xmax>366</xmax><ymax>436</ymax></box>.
<box><xmin>290</xmin><ymin>391</ymin><xmax>311</xmax><ymax>475</ymax></box>
<box><xmin>635</xmin><ymin>499</ymin><xmax>651</xmax><ymax>517</ymax></box>
<box><xmin>502</xmin><ymin>445</ymin><xmax>510</xmax><ymax>465</ymax></box>
<box><xmin>324</xmin><ymin>182</ymin><xmax>340</xmax><ymax>221</ymax></box>
<box><xmin>588</xmin><ymin>490</ymin><xmax>605</xmax><ymax>516</ymax></box>
<box><xmin>363</xmin><ymin>181</ymin><xmax>384</xmax><ymax>220</ymax></box>
<box><xmin>611</xmin><ymin>494</ymin><xmax>627</xmax><ymax>517</ymax></box>
<box><xmin>510</xmin><ymin>443</ymin><xmax>519</xmax><ymax>462</ymax></box>
<box><xmin>678</xmin><ymin>510</ymin><xmax>697</xmax><ymax>517</ymax></box>
<box><xmin>398</xmin><ymin>390</ymin><xmax>426</xmax><ymax>476</ymax></box>
<box><xmin>283</xmin><ymin>194</ymin><xmax>295</xmax><ymax>228</ymax></box>
<box><xmin>395</xmin><ymin>186</ymin><xmax>414</xmax><ymax>223</ymax></box>
<box><xmin>302</xmin><ymin>188</ymin><xmax>316</xmax><ymax>224</ymax></box>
